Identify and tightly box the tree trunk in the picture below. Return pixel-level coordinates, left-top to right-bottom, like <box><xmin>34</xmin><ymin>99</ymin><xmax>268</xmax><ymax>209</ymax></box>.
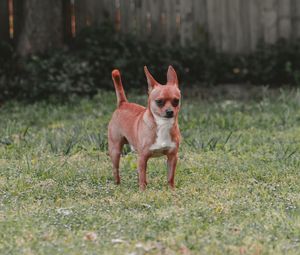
<box><xmin>16</xmin><ymin>0</ymin><xmax>64</xmax><ymax>56</ymax></box>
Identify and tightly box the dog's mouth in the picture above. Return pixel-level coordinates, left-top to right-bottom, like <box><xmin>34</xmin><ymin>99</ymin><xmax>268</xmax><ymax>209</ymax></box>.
<box><xmin>163</xmin><ymin>115</ymin><xmax>174</xmax><ymax>119</ymax></box>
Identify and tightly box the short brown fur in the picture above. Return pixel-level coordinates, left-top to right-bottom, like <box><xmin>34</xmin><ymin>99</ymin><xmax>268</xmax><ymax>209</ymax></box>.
<box><xmin>108</xmin><ymin>66</ymin><xmax>181</xmax><ymax>190</ymax></box>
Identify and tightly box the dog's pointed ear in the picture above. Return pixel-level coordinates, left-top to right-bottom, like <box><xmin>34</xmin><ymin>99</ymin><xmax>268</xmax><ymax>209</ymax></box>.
<box><xmin>144</xmin><ymin>66</ymin><xmax>158</xmax><ymax>93</ymax></box>
<box><xmin>167</xmin><ymin>65</ymin><xmax>178</xmax><ymax>86</ymax></box>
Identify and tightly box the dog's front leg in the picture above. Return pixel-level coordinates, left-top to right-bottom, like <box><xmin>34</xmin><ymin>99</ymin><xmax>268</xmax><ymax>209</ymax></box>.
<box><xmin>167</xmin><ymin>153</ymin><xmax>178</xmax><ymax>189</ymax></box>
<box><xmin>138</xmin><ymin>154</ymin><xmax>149</xmax><ymax>190</ymax></box>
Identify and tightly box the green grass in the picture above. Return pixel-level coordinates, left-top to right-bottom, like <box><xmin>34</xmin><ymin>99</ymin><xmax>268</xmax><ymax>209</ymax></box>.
<box><xmin>0</xmin><ymin>88</ymin><xmax>300</xmax><ymax>254</ymax></box>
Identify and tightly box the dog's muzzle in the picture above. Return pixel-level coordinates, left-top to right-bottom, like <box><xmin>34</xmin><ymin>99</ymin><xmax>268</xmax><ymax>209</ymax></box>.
<box><xmin>165</xmin><ymin>109</ymin><xmax>174</xmax><ymax>118</ymax></box>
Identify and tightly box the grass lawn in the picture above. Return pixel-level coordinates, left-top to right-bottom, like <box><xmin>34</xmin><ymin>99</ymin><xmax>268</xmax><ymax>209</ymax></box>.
<box><xmin>0</xmin><ymin>88</ymin><xmax>300</xmax><ymax>254</ymax></box>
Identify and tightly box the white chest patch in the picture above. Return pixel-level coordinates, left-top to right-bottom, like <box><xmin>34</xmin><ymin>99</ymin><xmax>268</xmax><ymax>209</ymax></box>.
<box><xmin>150</xmin><ymin>116</ymin><xmax>176</xmax><ymax>152</ymax></box>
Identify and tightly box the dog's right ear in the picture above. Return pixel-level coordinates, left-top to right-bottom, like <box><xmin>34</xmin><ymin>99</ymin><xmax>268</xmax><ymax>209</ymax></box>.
<box><xmin>144</xmin><ymin>66</ymin><xmax>158</xmax><ymax>93</ymax></box>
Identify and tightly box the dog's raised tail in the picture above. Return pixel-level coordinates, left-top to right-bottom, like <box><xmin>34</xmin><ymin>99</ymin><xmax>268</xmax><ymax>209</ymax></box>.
<box><xmin>112</xmin><ymin>69</ymin><xmax>127</xmax><ymax>107</ymax></box>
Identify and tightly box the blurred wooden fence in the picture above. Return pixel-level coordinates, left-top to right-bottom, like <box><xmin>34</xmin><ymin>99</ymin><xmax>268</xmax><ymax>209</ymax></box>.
<box><xmin>1</xmin><ymin>0</ymin><xmax>300</xmax><ymax>53</ymax></box>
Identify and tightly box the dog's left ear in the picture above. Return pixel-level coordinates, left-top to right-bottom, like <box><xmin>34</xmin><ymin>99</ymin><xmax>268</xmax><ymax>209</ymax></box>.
<box><xmin>167</xmin><ymin>65</ymin><xmax>178</xmax><ymax>86</ymax></box>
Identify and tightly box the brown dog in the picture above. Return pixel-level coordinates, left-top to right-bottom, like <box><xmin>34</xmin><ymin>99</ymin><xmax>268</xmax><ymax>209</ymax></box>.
<box><xmin>108</xmin><ymin>66</ymin><xmax>181</xmax><ymax>190</ymax></box>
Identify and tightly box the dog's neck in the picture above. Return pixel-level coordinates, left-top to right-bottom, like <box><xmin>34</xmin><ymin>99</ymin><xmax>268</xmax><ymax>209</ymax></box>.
<box><xmin>148</xmin><ymin>109</ymin><xmax>176</xmax><ymax>151</ymax></box>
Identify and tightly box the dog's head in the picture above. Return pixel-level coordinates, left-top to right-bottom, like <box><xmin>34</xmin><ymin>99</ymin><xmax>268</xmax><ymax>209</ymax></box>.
<box><xmin>144</xmin><ymin>66</ymin><xmax>181</xmax><ymax>119</ymax></box>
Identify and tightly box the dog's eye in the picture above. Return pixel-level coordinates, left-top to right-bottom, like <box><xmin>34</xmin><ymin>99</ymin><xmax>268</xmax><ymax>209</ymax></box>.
<box><xmin>172</xmin><ymin>99</ymin><xmax>180</xmax><ymax>107</ymax></box>
<box><xmin>155</xmin><ymin>99</ymin><xmax>165</xmax><ymax>107</ymax></box>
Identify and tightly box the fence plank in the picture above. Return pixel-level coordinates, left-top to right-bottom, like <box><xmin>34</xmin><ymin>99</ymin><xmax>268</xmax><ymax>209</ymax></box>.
<box><xmin>249</xmin><ymin>0</ymin><xmax>263</xmax><ymax>50</ymax></box>
<box><xmin>263</xmin><ymin>0</ymin><xmax>278</xmax><ymax>44</ymax></box>
<box><xmin>139</xmin><ymin>1</ymin><xmax>150</xmax><ymax>40</ymax></box>
<box><xmin>291</xmin><ymin>0</ymin><xmax>300</xmax><ymax>39</ymax></box>
<box><xmin>233</xmin><ymin>0</ymin><xmax>244</xmax><ymax>52</ymax></box>
<box><xmin>129</xmin><ymin>0</ymin><xmax>138</xmax><ymax>35</ymax></box>
<box><xmin>75</xmin><ymin>0</ymin><xmax>88</xmax><ymax>33</ymax></box>
<box><xmin>120</xmin><ymin>0</ymin><xmax>129</xmax><ymax>33</ymax></box>
<box><xmin>224</xmin><ymin>0</ymin><xmax>236</xmax><ymax>52</ymax></box>
<box><xmin>12</xmin><ymin>0</ymin><xmax>22</xmax><ymax>44</ymax></box>
<box><xmin>165</xmin><ymin>0</ymin><xmax>175</xmax><ymax>43</ymax></box>
<box><xmin>191</xmin><ymin>0</ymin><xmax>207</xmax><ymax>43</ymax></box>
<box><xmin>62</xmin><ymin>0</ymin><xmax>72</xmax><ymax>41</ymax></box>
<box><xmin>175</xmin><ymin>0</ymin><xmax>181</xmax><ymax>42</ymax></box>
<box><xmin>146</xmin><ymin>0</ymin><xmax>161</xmax><ymax>41</ymax></box>
<box><xmin>239</xmin><ymin>0</ymin><xmax>251</xmax><ymax>52</ymax></box>
<box><xmin>86</xmin><ymin>0</ymin><xmax>106</xmax><ymax>26</ymax></box>
<box><xmin>207</xmin><ymin>0</ymin><xmax>221</xmax><ymax>50</ymax></box>
<box><xmin>278</xmin><ymin>0</ymin><xmax>291</xmax><ymax>39</ymax></box>
<box><xmin>134</xmin><ymin>0</ymin><xmax>143</xmax><ymax>37</ymax></box>
<box><xmin>220</xmin><ymin>0</ymin><xmax>229</xmax><ymax>52</ymax></box>
<box><xmin>160</xmin><ymin>0</ymin><xmax>167</xmax><ymax>42</ymax></box>
<box><xmin>179</xmin><ymin>0</ymin><xmax>193</xmax><ymax>46</ymax></box>
<box><xmin>0</xmin><ymin>0</ymin><xmax>9</xmax><ymax>41</ymax></box>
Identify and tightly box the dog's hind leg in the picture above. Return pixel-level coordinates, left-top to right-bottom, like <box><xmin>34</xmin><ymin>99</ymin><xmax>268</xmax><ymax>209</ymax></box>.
<box><xmin>108</xmin><ymin>135</ymin><xmax>125</xmax><ymax>185</ymax></box>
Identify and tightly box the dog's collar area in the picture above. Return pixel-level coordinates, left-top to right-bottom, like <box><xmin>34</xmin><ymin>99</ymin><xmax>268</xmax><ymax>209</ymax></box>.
<box><xmin>149</xmin><ymin>113</ymin><xmax>175</xmax><ymax>153</ymax></box>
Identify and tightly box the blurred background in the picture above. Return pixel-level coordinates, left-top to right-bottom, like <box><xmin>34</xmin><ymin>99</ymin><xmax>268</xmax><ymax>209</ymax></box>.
<box><xmin>1</xmin><ymin>0</ymin><xmax>300</xmax><ymax>101</ymax></box>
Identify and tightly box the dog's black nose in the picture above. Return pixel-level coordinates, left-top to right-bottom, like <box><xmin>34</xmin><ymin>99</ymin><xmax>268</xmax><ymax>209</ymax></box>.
<box><xmin>165</xmin><ymin>109</ymin><xmax>174</xmax><ymax>118</ymax></box>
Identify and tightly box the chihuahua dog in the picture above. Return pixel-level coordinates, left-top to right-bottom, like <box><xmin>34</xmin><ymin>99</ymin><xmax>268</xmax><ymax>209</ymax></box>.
<box><xmin>108</xmin><ymin>66</ymin><xmax>181</xmax><ymax>190</ymax></box>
